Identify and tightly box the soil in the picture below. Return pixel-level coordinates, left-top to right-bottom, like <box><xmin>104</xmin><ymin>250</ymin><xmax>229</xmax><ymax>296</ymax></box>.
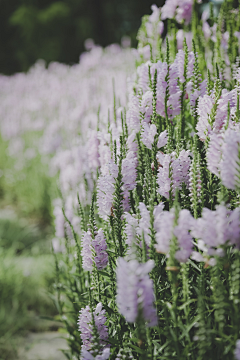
<box><xmin>17</xmin><ymin>332</ymin><xmax>68</xmax><ymax>360</ymax></box>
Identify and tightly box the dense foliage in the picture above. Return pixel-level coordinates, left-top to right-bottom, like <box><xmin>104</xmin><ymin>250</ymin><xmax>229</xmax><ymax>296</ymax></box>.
<box><xmin>50</xmin><ymin>1</ymin><xmax>240</xmax><ymax>359</ymax></box>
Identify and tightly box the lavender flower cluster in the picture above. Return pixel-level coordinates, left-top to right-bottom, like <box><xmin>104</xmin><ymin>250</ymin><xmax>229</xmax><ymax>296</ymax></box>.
<box><xmin>55</xmin><ymin>2</ymin><xmax>240</xmax><ymax>359</ymax></box>
<box><xmin>3</xmin><ymin>0</ymin><xmax>240</xmax><ymax>359</ymax></box>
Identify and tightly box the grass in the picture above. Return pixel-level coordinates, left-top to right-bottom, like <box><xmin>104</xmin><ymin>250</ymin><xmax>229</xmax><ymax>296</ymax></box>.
<box><xmin>0</xmin><ymin>204</ymin><xmax>58</xmax><ymax>359</ymax></box>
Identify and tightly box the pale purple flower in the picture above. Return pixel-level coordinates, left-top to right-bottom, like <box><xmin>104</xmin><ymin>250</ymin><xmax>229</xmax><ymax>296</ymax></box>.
<box><xmin>161</xmin><ymin>0</ymin><xmax>193</xmax><ymax>25</ymax></box>
<box><xmin>161</xmin><ymin>0</ymin><xmax>178</xmax><ymax>20</ymax></box>
<box><xmin>86</xmin><ymin>130</ymin><xmax>100</xmax><ymax>171</ymax></box>
<box><xmin>122</xmin><ymin>151</ymin><xmax>138</xmax><ymax>192</ymax></box>
<box><xmin>97</xmin><ymin>160</ymin><xmax>118</xmax><ymax>220</ymax></box>
<box><xmin>81</xmin><ymin>231</ymin><xmax>93</xmax><ymax>271</ymax></box>
<box><xmin>175</xmin><ymin>49</ymin><xmax>185</xmax><ymax>83</ymax></box>
<box><xmin>92</xmin><ymin>229</ymin><xmax>108</xmax><ymax>270</ymax></box>
<box><xmin>155</xmin><ymin>60</ymin><xmax>182</xmax><ymax>119</ymax></box>
<box><xmin>196</xmin><ymin>94</ymin><xmax>214</xmax><ymax>140</ymax></box>
<box><xmin>122</xmin><ymin>150</ymin><xmax>138</xmax><ymax>211</ymax></box>
<box><xmin>145</xmin><ymin>20</ymin><xmax>164</xmax><ymax>39</ymax></box>
<box><xmin>157</xmin><ymin>150</ymin><xmax>191</xmax><ymax>199</ymax></box>
<box><xmin>153</xmin><ymin>202</ymin><xmax>165</xmax><ymax>233</ymax></box>
<box><xmin>157</xmin><ymin>152</ymin><xmax>171</xmax><ymax>198</ymax></box>
<box><xmin>174</xmin><ymin>209</ymin><xmax>194</xmax><ymax>262</ymax></box>
<box><xmin>234</xmin><ymin>339</ymin><xmax>240</xmax><ymax>360</ymax></box>
<box><xmin>127</xmin><ymin>131</ymin><xmax>138</xmax><ymax>153</ymax></box>
<box><xmin>116</xmin><ymin>257</ymin><xmax>157</xmax><ymax>326</ymax></box>
<box><xmin>149</xmin><ymin>4</ymin><xmax>161</xmax><ymax>23</ymax></box>
<box><xmin>98</xmin><ymin>132</ymin><xmax>112</xmax><ymax>174</ymax></box>
<box><xmin>235</xmin><ymin>31</ymin><xmax>240</xmax><ymax>52</ymax></box>
<box><xmin>124</xmin><ymin>212</ymin><xmax>138</xmax><ymax>248</ymax></box>
<box><xmin>191</xmin><ymin>205</ymin><xmax>240</xmax><ymax>253</ymax></box>
<box><xmin>176</xmin><ymin>0</ymin><xmax>193</xmax><ymax>25</ymax></box>
<box><xmin>221</xmin><ymin>31</ymin><xmax>229</xmax><ymax>51</ymax></box>
<box><xmin>126</xmin><ymin>94</ymin><xmax>140</xmax><ymax>133</ymax></box>
<box><xmin>141</xmin><ymin>123</ymin><xmax>157</xmax><ymax>149</ymax></box>
<box><xmin>187</xmin><ymin>51</ymin><xmax>195</xmax><ymax>79</ymax></box>
<box><xmin>176</xmin><ymin>30</ymin><xmax>192</xmax><ymax>50</ymax></box>
<box><xmin>227</xmin><ymin>208</ymin><xmax>240</xmax><ymax>247</ymax></box>
<box><xmin>155</xmin><ymin>210</ymin><xmax>175</xmax><ymax>254</ymax></box>
<box><xmin>215</xmin><ymin>89</ymin><xmax>233</xmax><ymax>131</ymax></box>
<box><xmin>220</xmin><ymin>129</ymin><xmax>240</xmax><ymax>191</ymax></box>
<box><xmin>140</xmin><ymin>90</ymin><xmax>153</xmax><ymax>123</ymax></box>
<box><xmin>138</xmin><ymin>45</ymin><xmax>151</xmax><ymax>61</ymax></box>
<box><xmin>155</xmin><ymin>208</ymin><xmax>193</xmax><ymax>262</ymax></box>
<box><xmin>202</xmin><ymin>21</ymin><xmax>211</xmax><ymax>40</ymax></box>
<box><xmin>177</xmin><ymin>149</ymin><xmax>191</xmax><ymax>185</ymax></box>
<box><xmin>52</xmin><ymin>237</ymin><xmax>65</xmax><ymax>253</ymax></box>
<box><xmin>206</xmin><ymin>134</ymin><xmax>223</xmax><ymax>176</ymax></box>
<box><xmin>168</xmin><ymin>60</ymin><xmax>182</xmax><ymax>118</ymax></box>
<box><xmin>156</xmin><ymin>61</ymin><xmax>168</xmax><ymax>117</ymax></box>
<box><xmin>157</xmin><ymin>130</ymin><xmax>168</xmax><ymax>148</ymax></box>
<box><xmin>187</xmin><ymin>78</ymin><xmax>207</xmax><ymax>110</ymax></box>
<box><xmin>97</xmin><ymin>174</ymin><xmax>115</xmax><ymax>220</ymax></box>
<box><xmin>175</xmin><ymin>47</ymin><xmax>195</xmax><ymax>84</ymax></box>
<box><xmin>146</xmin><ymin>5</ymin><xmax>163</xmax><ymax>37</ymax></box>
<box><xmin>78</xmin><ymin>303</ymin><xmax>109</xmax><ymax>352</ymax></box>
<box><xmin>201</xmin><ymin>9</ymin><xmax>209</xmax><ymax>23</ymax></box>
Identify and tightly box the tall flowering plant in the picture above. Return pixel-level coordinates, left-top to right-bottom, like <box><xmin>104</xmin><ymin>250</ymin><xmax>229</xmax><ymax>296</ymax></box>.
<box><xmin>52</xmin><ymin>1</ymin><xmax>240</xmax><ymax>359</ymax></box>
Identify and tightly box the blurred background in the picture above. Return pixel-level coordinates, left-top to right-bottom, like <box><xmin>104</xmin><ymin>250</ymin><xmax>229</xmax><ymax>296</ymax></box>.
<box><xmin>0</xmin><ymin>0</ymin><xmax>229</xmax><ymax>75</ymax></box>
<box><xmin>1</xmin><ymin>0</ymin><xmax>163</xmax><ymax>74</ymax></box>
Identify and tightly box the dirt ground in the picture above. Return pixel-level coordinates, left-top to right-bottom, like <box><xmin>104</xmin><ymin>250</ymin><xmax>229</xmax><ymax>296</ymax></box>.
<box><xmin>17</xmin><ymin>332</ymin><xmax>68</xmax><ymax>360</ymax></box>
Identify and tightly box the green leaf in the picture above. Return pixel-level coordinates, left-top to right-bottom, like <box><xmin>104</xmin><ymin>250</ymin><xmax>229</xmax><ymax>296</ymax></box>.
<box><xmin>98</xmin><ymin>270</ymin><xmax>111</xmax><ymax>278</ymax></box>
<box><xmin>128</xmin><ymin>344</ymin><xmax>144</xmax><ymax>354</ymax></box>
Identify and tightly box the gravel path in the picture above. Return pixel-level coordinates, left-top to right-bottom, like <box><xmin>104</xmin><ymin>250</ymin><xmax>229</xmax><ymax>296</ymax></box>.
<box><xmin>18</xmin><ymin>332</ymin><xmax>68</xmax><ymax>360</ymax></box>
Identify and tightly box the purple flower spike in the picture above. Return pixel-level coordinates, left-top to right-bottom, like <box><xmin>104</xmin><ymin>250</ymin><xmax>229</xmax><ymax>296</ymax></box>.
<box><xmin>78</xmin><ymin>302</ymin><xmax>109</xmax><ymax>353</ymax></box>
<box><xmin>141</xmin><ymin>123</ymin><xmax>157</xmax><ymax>150</ymax></box>
<box><xmin>97</xmin><ymin>160</ymin><xmax>118</xmax><ymax>220</ymax></box>
<box><xmin>157</xmin><ymin>130</ymin><xmax>168</xmax><ymax>149</ymax></box>
<box><xmin>124</xmin><ymin>212</ymin><xmax>138</xmax><ymax>248</ymax></box>
<box><xmin>220</xmin><ymin>129</ymin><xmax>240</xmax><ymax>191</ymax></box>
<box><xmin>155</xmin><ymin>209</ymin><xmax>194</xmax><ymax>262</ymax></box>
<box><xmin>92</xmin><ymin>229</ymin><xmax>108</xmax><ymax>270</ymax></box>
<box><xmin>157</xmin><ymin>150</ymin><xmax>191</xmax><ymax>199</ymax></box>
<box><xmin>191</xmin><ymin>205</ymin><xmax>240</xmax><ymax>254</ymax></box>
<box><xmin>161</xmin><ymin>0</ymin><xmax>178</xmax><ymax>20</ymax></box>
<box><xmin>206</xmin><ymin>134</ymin><xmax>223</xmax><ymax>177</ymax></box>
<box><xmin>81</xmin><ymin>229</ymin><xmax>108</xmax><ymax>271</ymax></box>
<box><xmin>81</xmin><ymin>231</ymin><xmax>93</xmax><ymax>272</ymax></box>
<box><xmin>176</xmin><ymin>0</ymin><xmax>193</xmax><ymax>25</ymax></box>
<box><xmin>126</xmin><ymin>94</ymin><xmax>141</xmax><ymax>133</ymax></box>
<box><xmin>155</xmin><ymin>59</ymin><xmax>182</xmax><ymax>119</ymax></box>
<box><xmin>161</xmin><ymin>0</ymin><xmax>193</xmax><ymax>25</ymax></box>
<box><xmin>116</xmin><ymin>257</ymin><xmax>157</xmax><ymax>326</ymax></box>
<box><xmin>174</xmin><ymin>209</ymin><xmax>194</xmax><ymax>262</ymax></box>
<box><xmin>155</xmin><ymin>210</ymin><xmax>175</xmax><ymax>254</ymax></box>
<box><xmin>122</xmin><ymin>150</ymin><xmax>138</xmax><ymax>192</ymax></box>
